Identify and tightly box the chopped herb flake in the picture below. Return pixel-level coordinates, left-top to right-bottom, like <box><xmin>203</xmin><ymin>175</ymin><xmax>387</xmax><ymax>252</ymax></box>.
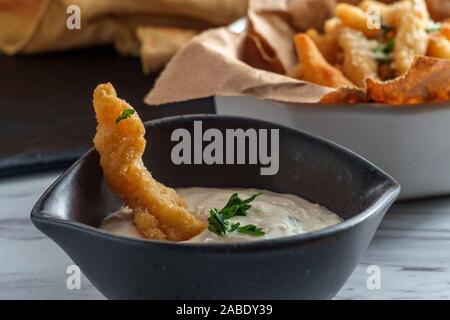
<box><xmin>427</xmin><ymin>22</ymin><xmax>442</xmax><ymax>34</ymax></box>
<box><xmin>207</xmin><ymin>192</ymin><xmax>264</xmax><ymax>237</ymax></box>
<box><xmin>116</xmin><ymin>109</ymin><xmax>135</xmax><ymax>124</ymax></box>
<box><xmin>238</xmin><ymin>224</ymin><xmax>266</xmax><ymax>236</ymax></box>
<box><xmin>372</xmin><ymin>38</ymin><xmax>395</xmax><ymax>63</ymax></box>
<box><xmin>208</xmin><ymin>209</ymin><xmax>241</xmax><ymax>236</ymax></box>
<box><xmin>381</xmin><ymin>24</ymin><xmax>394</xmax><ymax>36</ymax></box>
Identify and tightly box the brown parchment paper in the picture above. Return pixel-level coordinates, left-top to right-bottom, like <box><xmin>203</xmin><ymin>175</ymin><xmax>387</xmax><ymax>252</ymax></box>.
<box><xmin>146</xmin><ymin>27</ymin><xmax>333</xmax><ymax>105</ymax></box>
<box><xmin>146</xmin><ymin>0</ymin><xmax>337</xmax><ymax>105</ymax></box>
<box><xmin>146</xmin><ymin>0</ymin><xmax>450</xmax><ymax>105</ymax></box>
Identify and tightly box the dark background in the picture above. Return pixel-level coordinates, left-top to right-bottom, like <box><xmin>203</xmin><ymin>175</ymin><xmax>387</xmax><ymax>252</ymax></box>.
<box><xmin>0</xmin><ymin>47</ymin><xmax>215</xmax><ymax>177</ymax></box>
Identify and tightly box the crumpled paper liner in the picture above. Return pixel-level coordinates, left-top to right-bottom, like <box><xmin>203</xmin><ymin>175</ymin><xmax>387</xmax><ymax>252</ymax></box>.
<box><xmin>146</xmin><ymin>0</ymin><xmax>450</xmax><ymax>105</ymax></box>
<box><xmin>146</xmin><ymin>0</ymin><xmax>337</xmax><ymax>105</ymax></box>
<box><xmin>0</xmin><ymin>0</ymin><xmax>247</xmax><ymax>73</ymax></box>
<box><xmin>146</xmin><ymin>27</ymin><xmax>332</xmax><ymax>105</ymax></box>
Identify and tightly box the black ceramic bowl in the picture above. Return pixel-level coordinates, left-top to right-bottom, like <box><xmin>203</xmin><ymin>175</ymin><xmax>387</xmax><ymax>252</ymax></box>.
<box><xmin>31</xmin><ymin>114</ymin><xmax>400</xmax><ymax>299</ymax></box>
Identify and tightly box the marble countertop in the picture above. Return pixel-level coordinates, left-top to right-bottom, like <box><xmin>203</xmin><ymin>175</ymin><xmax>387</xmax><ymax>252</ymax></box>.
<box><xmin>1</xmin><ymin>171</ymin><xmax>449</xmax><ymax>300</ymax></box>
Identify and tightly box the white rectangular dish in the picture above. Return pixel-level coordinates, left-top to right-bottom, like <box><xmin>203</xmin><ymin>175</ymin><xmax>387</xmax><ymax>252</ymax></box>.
<box><xmin>215</xmin><ymin>96</ymin><xmax>450</xmax><ymax>200</ymax></box>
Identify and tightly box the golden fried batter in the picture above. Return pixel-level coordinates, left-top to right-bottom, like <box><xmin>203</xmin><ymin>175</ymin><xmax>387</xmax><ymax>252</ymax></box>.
<box><xmin>339</xmin><ymin>27</ymin><xmax>379</xmax><ymax>88</ymax></box>
<box><xmin>93</xmin><ymin>83</ymin><xmax>206</xmax><ymax>241</ymax></box>
<box><xmin>394</xmin><ymin>0</ymin><xmax>429</xmax><ymax>75</ymax></box>
<box><xmin>294</xmin><ymin>34</ymin><xmax>355</xmax><ymax>89</ymax></box>
<box><xmin>366</xmin><ymin>56</ymin><xmax>450</xmax><ymax>104</ymax></box>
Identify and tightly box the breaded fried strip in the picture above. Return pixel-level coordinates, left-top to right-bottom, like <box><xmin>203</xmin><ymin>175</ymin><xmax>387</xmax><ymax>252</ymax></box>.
<box><xmin>339</xmin><ymin>28</ymin><xmax>379</xmax><ymax>88</ymax></box>
<box><xmin>366</xmin><ymin>56</ymin><xmax>450</xmax><ymax>104</ymax></box>
<box><xmin>93</xmin><ymin>83</ymin><xmax>206</xmax><ymax>241</ymax></box>
<box><xmin>306</xmin><ymin>17</ymin><xmax>343</xmax><ymax>65</ymax></box>
<box><xmin>394</xmin><ymin>0</ymin><xmax>429</xmax><ymax>75</ymax></box>
<box><xmin>428</xmin><ymin>33</ymin><xmax>450</xmax><ymax>59</ymax></box>
<box><xmin>442</xmin><ymin>23</ymin><xmax>450</xmax><ymax>41</ymax></box>
<box><xmin>359</xmin><ymin>0</ymin><xmax>396</xmax><ymax>26</ymax></box>
<box><xmin>295</xmin><ymin>34</ymin><xmax>355</xmax><ymax>89</ymax></box>
<box><xmin>320</xmin><ymin>87</ymin><xmax>367</xmax><ymax>104</ymax></box>
<box><xmin>335</xmin><ymin>3</ymin><xmax>378</xmax><ymax>38</ymax></box>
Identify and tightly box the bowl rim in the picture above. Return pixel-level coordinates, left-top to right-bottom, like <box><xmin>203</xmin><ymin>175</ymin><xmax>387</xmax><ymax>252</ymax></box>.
<box><xmin>216</xmin><ymin>96</ymin><xmax>450</xmax><ymax>115</ymax></box>
<box><xmin>281</xmin><ymin>101</ymin><xmax>450</xmax><ymax>114</ymax></box>
<box><xmin>31</xmin><ymin>114</ymin><xmax>401</xmax><ymax>252</ymax></box>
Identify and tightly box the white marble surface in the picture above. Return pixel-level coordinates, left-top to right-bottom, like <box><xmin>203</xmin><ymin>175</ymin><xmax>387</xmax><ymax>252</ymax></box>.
<box><xmin>1</xmin><ymin>171</ymin><xmax>449</xmax><ymax>300</ymax></box>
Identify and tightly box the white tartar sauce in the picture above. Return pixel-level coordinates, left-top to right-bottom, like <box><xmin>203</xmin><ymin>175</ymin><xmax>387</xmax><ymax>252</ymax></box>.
<box><xmin>99</xmin><ymin>188</ymin><xmax>342</xmax><ymax>243</ymax></box>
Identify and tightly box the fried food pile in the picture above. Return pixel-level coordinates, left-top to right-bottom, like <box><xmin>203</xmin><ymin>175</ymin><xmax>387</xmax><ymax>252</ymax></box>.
<box><xmin>291</xmin><ymin>0</ymin><xmax>450</xmax><ymax>104</ymax></box>
<box><xmin>93</xmin><ymin>83</ymin><xmax>206</xmax><ymax>241</ymax></box>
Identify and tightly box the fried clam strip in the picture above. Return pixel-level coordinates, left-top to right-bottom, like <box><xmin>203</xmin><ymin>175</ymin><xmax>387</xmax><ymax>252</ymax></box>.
<box><xmin>394</xmin><ymin>0</ymin><xmax>430</xmax><ymax>75</ymax></box>
<box><xmin>294</xmin><ymin>34</ymin><xmax>355</xmax><ymax>89</ymax></box>
<box><xmin>93</xmin><ymin>83</ymin><xmax>206</xmax><ymax>241</ymax></box>
<box><xmin>359</xmin><ymin>0</ymin><xmax>410</xmax><ymax>27</ymax></box>
<box><xmin>428</xmin><ymin>33</ymin><xmax>450</xmax><ymax>60</ymax></box>
<box><xmin>443</xmin><ymin>24</ymin><xmax>450</xmax><ymax>41</ymax></box>
<box><xmin>428</xmin><ymin>23</ymin><xmax>450</xmax><ymax>60</ymax></box>
<box><xmin>366</xmin><ymin>56</ymin><xmax>450</xmax><ymax>104</ymax></box>
<box><xmin>339</xmin><ymin>27</ymin><xmax>379</xmax><ymax>88</ymax></box>
<box><xmin>335</xmin><ymin>3</ymin><xmax>378</xmax><ymax>38</ymax></box>
<box><xmin>306</xmin><ymin>17</ymin><xmax>343</xmax><ymax>65</ymax></box>
<box><xmin>319</xmin><ymin>87</ymin><xmax>367</xmax><ymax>104</ymax></box>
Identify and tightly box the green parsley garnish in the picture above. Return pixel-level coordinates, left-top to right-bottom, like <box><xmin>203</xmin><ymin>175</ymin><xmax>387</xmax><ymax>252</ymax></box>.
<box><xmin>207</xmin><ymin>192</ymin><xmax>265</xmax><ymax>237</ymax></box>
<box><xmin>381</xmin><ymin>24</ymin><xmax>394</xmax><ymax>36</ymax></box>
<box><xmin>372</xmin><ymin>38</ymin><xmax>395</xmax><ymax>63</ymax></box>
<box><xmin>426</xmin><ymin>22</ymin><xmax>442</xmax><ymax>34</ymax></box>
<box><xmin>220</xmin><ymin>192</ymin><xmax>262</xmax><ymax>218</ymax></box>
<box><xmin>238</xmin><ymin>224</ymin><xmax>265</xmax><ymax>236</ymax></box>
<box><xmin>208</xmin><ymin>208</ymin><xmax>241</xmax><ymax>237</ymax></box>
<box><xmin>115</xmin><ymin>109</ymin><xmax>135</xmax><ymax>124</ymax></box>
